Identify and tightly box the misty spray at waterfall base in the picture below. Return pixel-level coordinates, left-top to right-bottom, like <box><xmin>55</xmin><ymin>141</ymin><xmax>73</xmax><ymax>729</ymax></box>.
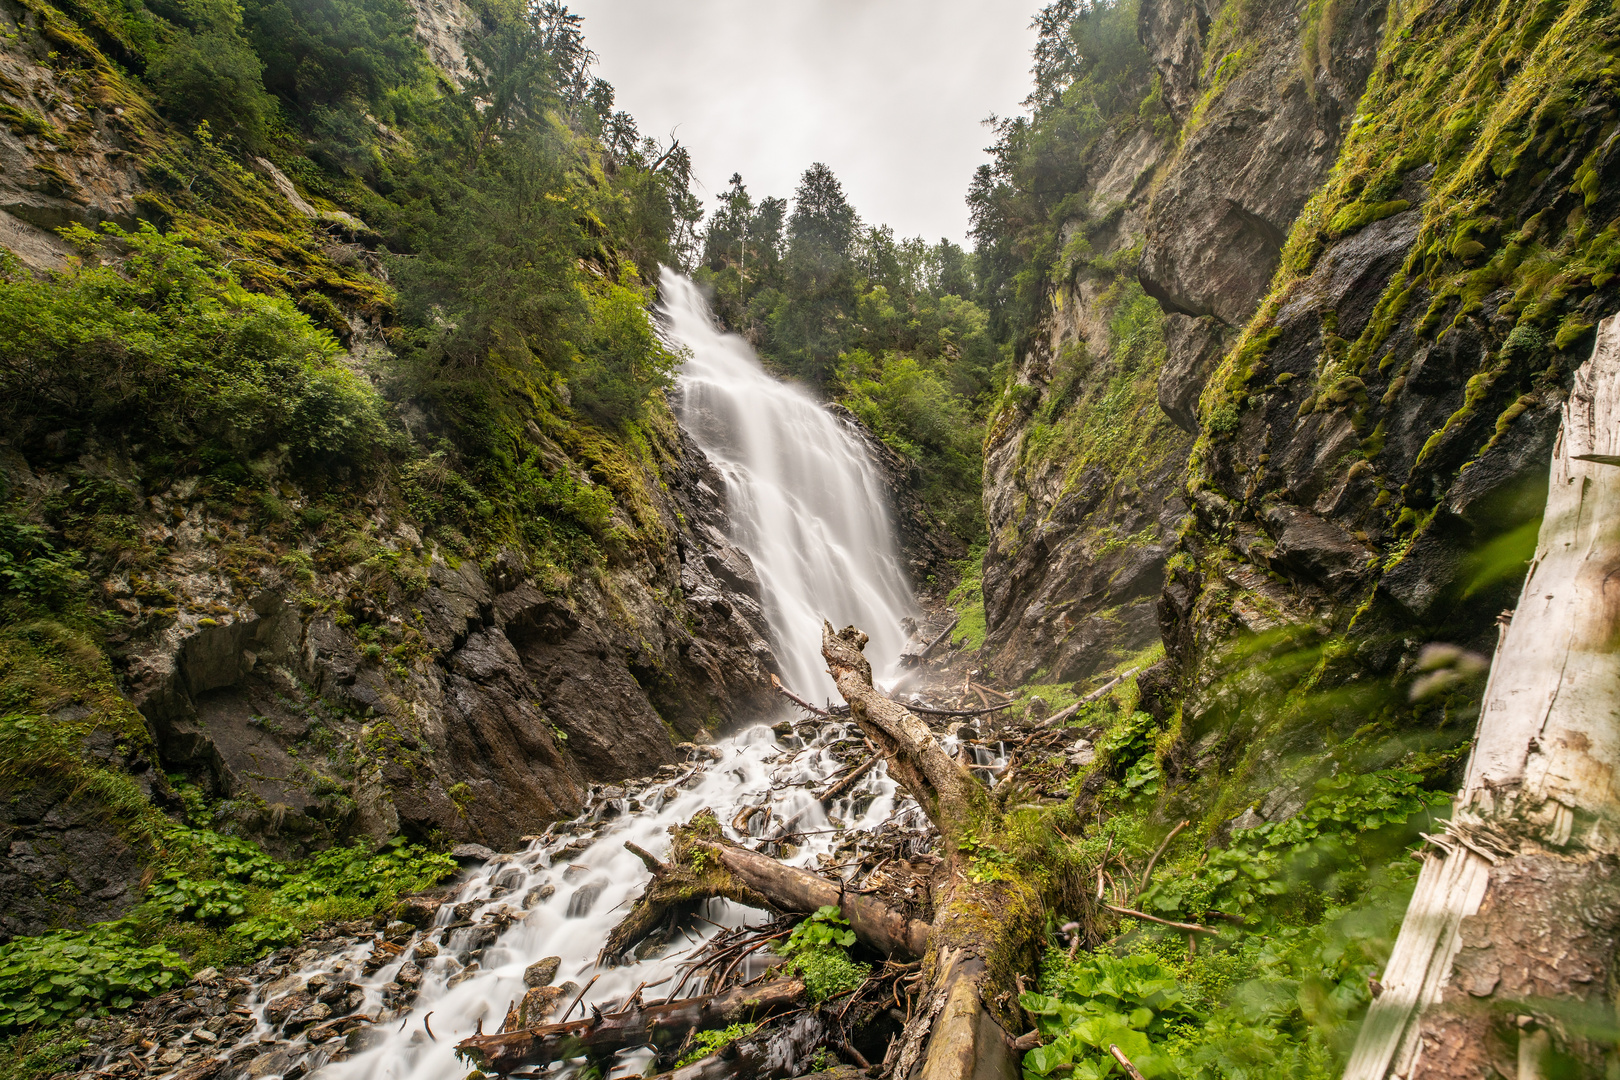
<box><xmin>221</xmin><ymin>274</ymin><xmax>928</xmax><ymax>1080</ymax></box>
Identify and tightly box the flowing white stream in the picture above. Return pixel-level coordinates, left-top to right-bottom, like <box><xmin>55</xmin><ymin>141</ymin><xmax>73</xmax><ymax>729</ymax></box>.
<box><xmin>663</xmin><ymin>269</ymin><xmax>917</xmax><ymax>700</ymax></box>
<box><xmin>239</xmin><ymin>274</ymin><xmax>927</xmax><ymax>1080</ymax></box>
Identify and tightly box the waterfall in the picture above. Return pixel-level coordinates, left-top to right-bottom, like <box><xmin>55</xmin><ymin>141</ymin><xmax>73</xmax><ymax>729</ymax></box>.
<box><xmin>662</xmin><ymin>269</ymin><xmax>917</xmax><ymax>699</ymax></box>
<box><xmin>243</xmin><ymin>273</ymin><xmax>927</xmax><ymax>1080</ymax></box>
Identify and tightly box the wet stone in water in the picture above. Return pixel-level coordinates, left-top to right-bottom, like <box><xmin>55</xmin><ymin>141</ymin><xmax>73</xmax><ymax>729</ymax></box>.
<box><xmin>264</xmin><ymin>992</ymin><xmax>312</xmax><ymax>1027</ymax></box>
<box><xmin>520</xmin><ymin>985</ymin><xmax>566</xmax><ymax>1026</ymax></box>
<box><xmin>565</xmin><ymin>881</ymin><xmax>604</xmax><ymax>917</ymax></box>
<box><xmin>285</xmin><ymin>1002</ymin><xmax>332</xmax><ymax>1032</ymax></box>
<box><xmin>524</xmin><ymin>956</ymin><xmax>561</xmax><ymax>987</ymax></box>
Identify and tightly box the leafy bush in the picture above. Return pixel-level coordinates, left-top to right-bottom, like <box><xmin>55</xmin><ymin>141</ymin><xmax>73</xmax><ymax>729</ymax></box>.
<box><xmin>146</xmin><ymin>817</ymin><xmax>456</xmax><ymax>967</ymax></box>
<box><xmin>273</xmin><ymin>836</ymin><xmax>457</xmax><ymax>906</ymax></box>
<box><xmin>1138</xmin><ymin>766</ymin><xmax>1450</xmax><ymax>923</ymax></box>
<box><xmin>780</xmin><ymin>905</ymin><xmax>857</xmax><ymax>954</ymax></box>
<box><xmin>0</xmin><ymin>516</ymin><xmax>87</xmax><ymax>609</ymax></box>
<box><xmin>147</xmin><ymin>26</ymin><xmax>276</xmax><ymax>148</ymax></box>
<box><xmin>569</xmin><ymin>277</ymin><xmax>683</xmax><ymax>428</ymax></box>
<box><xmin>778</xmin><ymin>905</ymin><xmax>869</xmax><ymax>1002</ymax></box>
<box><xmin>0</xmin><ymin>224</ymin><xmax>391</xmax><ymax>475</ymax></box>
<box><xmin>0</xmin><ymin>924</ymin><xmax>187</xmax><ymax>1030</ymax></box>
<box><xmin>676</xmin><ymin>1021</ymin><xmax>759</xmax><ymax>1066</ymax></box>
<box><xmin>1</xmin><ymin>1025</ymin><xmax>90</xmax><ymax>1080</ymax></box>
<box><xmin>1021</xmin><ymin>949</ymin><xmax>1195</xmax><ymax>1079</ymax></box>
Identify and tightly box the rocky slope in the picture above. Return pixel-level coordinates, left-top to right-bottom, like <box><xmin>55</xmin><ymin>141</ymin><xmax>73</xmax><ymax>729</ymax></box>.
<box><xmin>981</xmin><ymin>0</ymin><xmax>1387</xmax><ymax>686</ymax></box>
<box><xmin>0</xmin><ymin>0</ymin><xmax>800</xmax><ymax>941</ymax></box>
<box><xmin>982</xmin><ymin>0</ymin><xmax>1620</xmax><ymax>809</ymax></box>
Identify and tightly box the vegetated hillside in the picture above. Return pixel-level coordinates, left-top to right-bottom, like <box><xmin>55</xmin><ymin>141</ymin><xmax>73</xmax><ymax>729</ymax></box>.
<box><xmin>960</xmin><ymin>0</ymin><xmax>1620</xmax><ymax>1073</ymax></box>
<box><xmin>0</xmin><ymin>0</ymin><xmax>784</xmax><ymax>979</ymax></box>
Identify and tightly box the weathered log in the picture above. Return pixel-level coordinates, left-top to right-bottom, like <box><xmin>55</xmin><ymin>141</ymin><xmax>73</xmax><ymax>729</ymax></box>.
<box><xmin>822</xmin><ymin>622</ymin><xmax>987</xmax><ymax>838</ymax></box>
<box><xmin>454</xmin><ymin>977</ymin><xmax>805</xmax><ymax>1074</ymax></box>
<box><xmin>1343</xmin><ymin>314</ymin><xmax>1620</xmax><ymax>1079</ymax></box>
<box><xmin>606</xmin><ymin>828</ymin><xmax>932</xmax><ymax>962</ymax></box>
<box><xmin>603</xmin><ymin>827</ymin><xmax>778</xmax><ymax>961</ymax></box>
<box><xmin>822</xmin><ymin>624</ymin><xmax>1038</xmax><ymax>1080</ymax></box>
<box><xmin>707</xmin><ymin>841</ymin><xmax>932</xmax><ymax>960</ymax></box>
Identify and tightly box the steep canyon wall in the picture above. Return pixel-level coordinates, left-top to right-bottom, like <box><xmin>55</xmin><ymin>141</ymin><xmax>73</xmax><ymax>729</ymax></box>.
<box><xmin>982</xmin><ymin>0</ymin><xmax>1620</xmax><ymax>815</ymax></box>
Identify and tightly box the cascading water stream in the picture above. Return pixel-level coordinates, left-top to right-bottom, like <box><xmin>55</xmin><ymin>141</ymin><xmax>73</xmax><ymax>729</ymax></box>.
<box><xmin>661</xmin><ymin>269</ymin><xmax>917</xmax><ymax>700</ymax></box>
<box><xmin>228</xmin><ymin>276</ymin><xmax>929</xmax><ymax>1080</ymax></box>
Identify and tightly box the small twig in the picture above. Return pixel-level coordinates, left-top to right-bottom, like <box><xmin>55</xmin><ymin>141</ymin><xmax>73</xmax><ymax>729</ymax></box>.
<box><xmin>1136</xmin><ymin>820</ymin><xmax>1190</xmax><ymax>901</ymax></box>
<box><xmin>423</xmin><ymin>1011</ymin><xmax>436</xmax><ymax>1041</ymax></box>
<box><xmin>561</xmin><ymin>973</ymin><xmax>601</xmax><ymax>1021</ymax></box>
<box><xmin>840</xmin><ymin>1040</ymin><xmax>872</xmax><ymax>1069</ymax></box>
<box><xmin>1010</xmin><ymin>1030</ymin><xmax>1042</xmax><ymax>1052</ymax></box>
<box><xmin>970</xmin><ymin>680</ymin><xmax>1011</xmax><ymax>702</ymax></box>
<box><xmin>771</xmin><ymin>674</ymin><xmax>830</xmax><ymax>717</ymax></box>
<box><xmin>819</xmin><ymin>754</ymin><xmax>881</xmax><ymax>805</ymax></box>
<box><xmin>1109</xmin><ymin>1044</ymin><xmax>1148</xmax><ymax>1080</ymax></box>
<box><xmin>1103</xmin><ymin>904</ymin><xmax>1218</xmax><ymax>935</ymax></box>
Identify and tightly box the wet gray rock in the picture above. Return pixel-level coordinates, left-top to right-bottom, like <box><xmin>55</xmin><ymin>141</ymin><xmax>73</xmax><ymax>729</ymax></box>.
<box><xmin>1137</xmin><ymin>0</ymin><xmax>1388</xmax><ymax>327</ymax></box>
<box><xmin>1158</xmin><ymin>314</ymin><xmax>1228</xmax><ymax>433</ymax></box>
<box><xmin>524</xmin><ymin>956</ymin><xmax>562</xmax><ymax>988</ymax></box>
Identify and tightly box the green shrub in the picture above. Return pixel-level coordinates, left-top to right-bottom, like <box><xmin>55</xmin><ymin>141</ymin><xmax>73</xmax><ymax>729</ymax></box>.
<box><xmin>1</xmin><ymin>1025</ymin><xmax>90</xmax><ymax>1080</ymax></box>
<box><xmin>1021</xmin><ymin>949</ymin><xmax>1195</xmax><ymax>1079</ymax></box>
<box><xmin>569</xmin><ymin>277</ymin><xmax>682</xmax><ymax>428</ymax></box>
<box><xmin>0</xmin><ymin>224</ymin><xmax>391</xmax><ymax>475</ymax></box>
<box><xmin>0</xmin><ymin>516</ymin><xmax>87</xmax><ymax>609</ymax></box>
<box><xmin>778</xmin><ymin>906</ymin><xmax>870</xmax><ymax>1002</ymax></box>
<box><xmin>0</xmin><ymin>924</ymin><xmax>187</xmax><ymax>1031</ymax></box>
<box><xmin>147</xmin><ymin>27</ymin><xmax>276</xmax><ymax>148</ymax></box>
<box><xmin>676</xmin><ymin>1022</ymin><xmax>760</xmax><ymax>1066</ymax></box>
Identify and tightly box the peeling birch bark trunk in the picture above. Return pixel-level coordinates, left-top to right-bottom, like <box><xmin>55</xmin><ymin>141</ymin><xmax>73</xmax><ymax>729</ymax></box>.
<box><xmin>1344</xmin><ymin>315</ymin><xmax>1620</xmax><ymax>1079</ymax></box>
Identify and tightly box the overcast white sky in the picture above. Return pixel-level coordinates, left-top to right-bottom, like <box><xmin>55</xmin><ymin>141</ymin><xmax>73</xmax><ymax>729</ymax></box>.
<box><xmin>566</xmin><ymin>1</ymin><xmax>1039</xmax><ymax>245</ymax></box>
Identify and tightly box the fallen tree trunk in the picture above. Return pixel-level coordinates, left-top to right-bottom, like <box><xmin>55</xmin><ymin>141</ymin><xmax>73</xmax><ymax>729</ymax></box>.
<box><xmin>606</xmin><ymin>830</ymin><xmax>931</xmax><ymax>961</ymax></box>
<box><xmin>822</xmin><ymin>623</ymin><xmax>1040</xmax><ymax>1080</ymax></box>
<box><xmin>709</xmin><ymin>841</ymin><xmax>932</xmax><ymax>959</ymax></box>
<box><xmin>1343</xmin><ymin>314</ymin><xmax>1620</xmax><ymax>1079</ymax></box>
<box><xmin>454</xmin><ymin>977</ymin><xmax>806</xmax><ymax>1074</ymax></box>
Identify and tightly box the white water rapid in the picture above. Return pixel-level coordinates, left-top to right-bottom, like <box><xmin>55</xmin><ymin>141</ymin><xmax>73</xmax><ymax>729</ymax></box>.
<box><xmin>231</xmin><ymin>274</ymin><xmax>932</xmax><ymax>1080</ymax></box>
<box><xmin>662</xmin><ymin>269</ymin><xmax>917</xmax><ymax>701</ymax></box>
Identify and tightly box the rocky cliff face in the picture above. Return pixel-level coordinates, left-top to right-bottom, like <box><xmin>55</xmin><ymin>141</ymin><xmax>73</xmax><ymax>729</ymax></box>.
<box><xmin>0</xmin><ymin>0</ymin><xmax>150</xmax><ymax>268</ymax></box>
<box><xmin>1</xmin><ymin>397</ymin><xmax>782</xmax><ymax>938</ymax></box>
<box><xmin>980</xmin><ymin>0</ymin><xmax>1385</xmax><ymax>687</ymax></box>
<box><xmin>982</xmin><ymin>0</ymin><xmax>1620</xmax><ymax>818</ymax></box>
<box><xmin>1152</xmin><ymin>0</ymin><xmax>1620</xmax><ymax>755</ymax></box>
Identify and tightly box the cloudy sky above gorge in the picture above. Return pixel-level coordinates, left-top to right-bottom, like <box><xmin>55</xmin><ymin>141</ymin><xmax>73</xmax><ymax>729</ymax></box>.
<box><xmin>568</xmin><ymin>0</ymin><xmax>1038</xmax><ymax>243</ymax></box>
